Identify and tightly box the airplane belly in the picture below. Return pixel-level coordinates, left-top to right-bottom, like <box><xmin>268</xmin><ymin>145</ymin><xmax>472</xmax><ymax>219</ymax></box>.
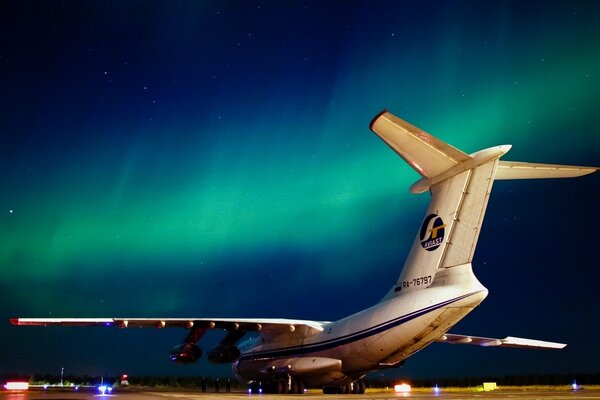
<box><xmin>234</xmin><ymin>356</ymin><xmax>347</xmax><ymax>387</ymax></box>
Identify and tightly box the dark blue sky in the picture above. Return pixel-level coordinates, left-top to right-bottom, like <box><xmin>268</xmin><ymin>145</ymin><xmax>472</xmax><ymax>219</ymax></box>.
<box><xmin>1</xmin><ymin>0</ymin><xmax>599</xmax><ymax>380</ymax></box>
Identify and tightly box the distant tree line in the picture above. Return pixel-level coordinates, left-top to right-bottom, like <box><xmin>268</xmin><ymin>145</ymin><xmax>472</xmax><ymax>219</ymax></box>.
<box><xmin>1</xmin><ymin>372</ymin><xmax>599</xmax><ymax>388</ymax></box>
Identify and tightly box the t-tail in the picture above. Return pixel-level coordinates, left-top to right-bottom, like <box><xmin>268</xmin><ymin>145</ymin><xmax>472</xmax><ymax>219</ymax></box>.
<box><xmin>370</xmin><ymin>111</ymin><xmax>598</xmax><ymax>300</ymax></box>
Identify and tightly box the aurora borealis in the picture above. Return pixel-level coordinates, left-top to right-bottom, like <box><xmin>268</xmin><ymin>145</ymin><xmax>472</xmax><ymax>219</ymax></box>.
<box><xmin>1</xmin><ymin>0</ymin><xmax>599</xmax><ymax>378</ymax></box>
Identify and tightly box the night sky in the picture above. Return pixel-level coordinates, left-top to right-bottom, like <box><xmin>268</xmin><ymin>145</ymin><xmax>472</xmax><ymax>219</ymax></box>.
<box><xmin>1</xmin><ymin>1</ymin><xmax>599</xmax><ymax>380</ymax></box>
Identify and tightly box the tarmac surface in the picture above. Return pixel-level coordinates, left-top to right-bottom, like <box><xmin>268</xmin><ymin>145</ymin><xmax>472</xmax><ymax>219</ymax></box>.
<box><xmin>1</xmin><ymin>388</ymin><xmax>600</xmax><ymax>400</ymax></box>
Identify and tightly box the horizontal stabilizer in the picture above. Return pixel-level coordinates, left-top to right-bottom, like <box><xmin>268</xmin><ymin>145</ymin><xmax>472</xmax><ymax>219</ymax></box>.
<box><xmin>370</xmin><ymin>111</ymin><xmax>471</xmax><ymax>178</ymax></box>
<box><xmin>437</xmin><ymin>333</ymin><xmax>566</xmax><ymax>349</ymax></box>
<box><xmin>496</xmin><ymin>161</ymin><xmax>598</xmax><ymax>180</ymax></box>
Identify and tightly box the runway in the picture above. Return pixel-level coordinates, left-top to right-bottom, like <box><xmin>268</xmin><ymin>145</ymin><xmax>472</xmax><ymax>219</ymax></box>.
<box><xmin>1</xmin><ymin>388</ymin><xmax>600</xmax><ymax>400</ymax></box>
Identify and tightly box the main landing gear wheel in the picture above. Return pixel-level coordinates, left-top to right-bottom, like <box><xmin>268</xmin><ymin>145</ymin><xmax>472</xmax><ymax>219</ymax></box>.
<box><xmin>353</xmin><ymin>380</ymin><xmax>366</xmax><ymax>394</ymax></box>
<box><xmin>263</xmin><ymin>378</ymin><xmax>305</xmax><ymax>394</ymax></box>
<box><xmin>322</xmin><ymin>380</ymin><xmax>365</xmax><ymax>395</ymax></box>
<box><xmin>272</xmin><ymin>380</ymin><xmax>284</xmax><ymax>394</ymax></box>
<box><xmin>289</xmin><ymin>379</ymin><xmax>305</xmax><ymax>394</ymax></box>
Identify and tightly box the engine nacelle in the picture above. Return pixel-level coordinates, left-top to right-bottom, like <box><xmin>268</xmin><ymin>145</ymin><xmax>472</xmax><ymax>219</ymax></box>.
<box><xmin>207</xmin><ymin>344</ymin><xmax>241</xmax><ymax>364</ymax></box>
<box><xmin>169</xmin><ymin>343</ymin><xmax>202</xmax><ymax>364</ymax></box>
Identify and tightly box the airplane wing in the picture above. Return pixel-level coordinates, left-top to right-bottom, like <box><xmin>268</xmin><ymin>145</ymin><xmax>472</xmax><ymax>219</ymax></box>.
<box><xmin>436</xmin><ymin>333</ymin><xmax>566</xmax><ymax>349</ymax></box>
<box><xmin>10</xmin><ymin>317</ymin><xmax>327</xmax><ymax>336</ymax></box>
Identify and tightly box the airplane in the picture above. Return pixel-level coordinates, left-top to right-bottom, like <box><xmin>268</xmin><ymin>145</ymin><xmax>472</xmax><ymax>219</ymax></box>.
<box><xmin>11</xmin><ymin>110</ymin><xmax>598</xmax><ymax>394</ymax></box>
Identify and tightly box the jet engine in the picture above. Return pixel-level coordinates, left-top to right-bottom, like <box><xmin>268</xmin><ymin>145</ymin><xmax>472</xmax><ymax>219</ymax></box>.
<box><xmin>207</xmin><ymin>344</ymin><xmax>241</xmax><ymax>364</ymax></box>
<box><xmin>169</xmin><ymin>343</ymin><xmax>202</xmax><ymax>364</ymax></box>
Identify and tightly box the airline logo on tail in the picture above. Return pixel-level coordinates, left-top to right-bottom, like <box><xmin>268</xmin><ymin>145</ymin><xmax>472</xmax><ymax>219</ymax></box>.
<box><xmin>420</xmin><ymin>214</ymin><xmax>446</xmax><ymax>251</ymax></box>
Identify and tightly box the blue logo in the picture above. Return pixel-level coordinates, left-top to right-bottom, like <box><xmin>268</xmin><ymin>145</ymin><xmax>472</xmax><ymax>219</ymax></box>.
<box><xmin>419</xmin><ymin>214</ymin><xmax>446</xmax><ymax>251</ymax></box>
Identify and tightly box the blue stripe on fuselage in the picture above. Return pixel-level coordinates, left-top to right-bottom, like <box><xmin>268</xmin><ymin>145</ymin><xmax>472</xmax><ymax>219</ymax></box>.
<box><xmin>238</xmin><ymin>291</ymin><xmax>482</xmax><ymax>361</ymax></box>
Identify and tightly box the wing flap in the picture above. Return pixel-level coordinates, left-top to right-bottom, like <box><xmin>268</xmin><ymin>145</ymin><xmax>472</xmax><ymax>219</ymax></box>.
<box><xmin>437</xmin><ymin>333</ymin><xmax>566</xmax><ymax>349</ymax></box>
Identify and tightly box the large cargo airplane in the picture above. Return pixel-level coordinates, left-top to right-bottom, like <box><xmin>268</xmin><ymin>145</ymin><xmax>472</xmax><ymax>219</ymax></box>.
<box><xmin>11</xmin><ymin>111</ymin><xmax>598</xmax><ymax>394</ymax></box>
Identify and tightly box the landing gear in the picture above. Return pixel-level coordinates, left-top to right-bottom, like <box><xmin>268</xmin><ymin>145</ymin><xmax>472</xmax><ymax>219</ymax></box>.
<box><xmin>252</xmin><ymin>377</ymin><xmax>305</xmax><ymax>394</ymax></box>
<box><xmin>297</xmin><ymin>380</ymin><xmax>306</xmax><ymax>394</ymax></box>
<box><xmin>290</xmin><ymin>379</ymin><xmax>305</xmax><ymax>394</ymax></box>
<box><xmin>251</xmin><ymin>377</ymin><xmax>366</xmax><ymax>394</ymax></box>
<box><xmin>268</xmin><ymin>380</ymin><xmax>283</xmax><ymax>394</ymax></box>
<box><xmin>353</xmin><ymin>380</ymin><xmax>366</xmax><ymax>394</ymax></box>
<box><xmin>322</xmin><ymin>379</ymin><xmax>366</xmax><ymax>395</ymax></box>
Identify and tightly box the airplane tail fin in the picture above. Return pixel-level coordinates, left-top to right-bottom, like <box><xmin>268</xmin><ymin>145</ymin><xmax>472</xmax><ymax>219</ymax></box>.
<box><xmin>370</xmin><ymin>111</ymin><xmax>597</xmax><ymax>297</ymax></box>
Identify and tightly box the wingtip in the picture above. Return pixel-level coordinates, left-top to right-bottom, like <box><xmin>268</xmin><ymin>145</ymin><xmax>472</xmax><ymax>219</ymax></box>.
<box><xmin>369</xmin><ymin>109</ymin><xmax>388</xmax><ymax>131</ymax></box>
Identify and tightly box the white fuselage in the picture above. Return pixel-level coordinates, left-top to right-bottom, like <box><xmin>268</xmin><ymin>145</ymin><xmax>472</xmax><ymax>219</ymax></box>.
<box><xmin>234</xmin><ymin>263</ymin><xmax>488</xmax><ymax>387</ymax></box>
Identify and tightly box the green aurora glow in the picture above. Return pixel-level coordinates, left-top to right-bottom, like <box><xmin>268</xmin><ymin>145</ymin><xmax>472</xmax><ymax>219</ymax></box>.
<box><xmin>1</xmin><ymin>0</ymin><xmax>599</xmax><ymax>376</ymax></box>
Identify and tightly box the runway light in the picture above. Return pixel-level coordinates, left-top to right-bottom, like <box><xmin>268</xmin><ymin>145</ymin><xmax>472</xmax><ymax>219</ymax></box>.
<box><xmin>572</xmin><ymin>380</ymin><xmax>580</xmax><ymax>391</ymax></box>
<box><xmin>43</xmin><ymin>384</ymin><xmax>49</xmax><ymax>389</ymax></box>
<box><xmin>394</xmin><ymin>383</ymin><xmax>411</xmax><ymax>393</ymax></box>
<box><xmin>258</xmin><ymin>388</ymin><xmax>263</xmax><ymax>394</ymax></box>
<box><xmin>98</xmin><ymin>384</ymin><xmax>109</xmax><ymax>394</ymax></box>
<box><xmin>433</xmin><ymin>384</ymin><xmax>441</xmax><ymax>394</ymax></box>
<box><xmin>4</xmin><ymin>381</ymin><xmax>29</xmax><ymax>391</ymax></box>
